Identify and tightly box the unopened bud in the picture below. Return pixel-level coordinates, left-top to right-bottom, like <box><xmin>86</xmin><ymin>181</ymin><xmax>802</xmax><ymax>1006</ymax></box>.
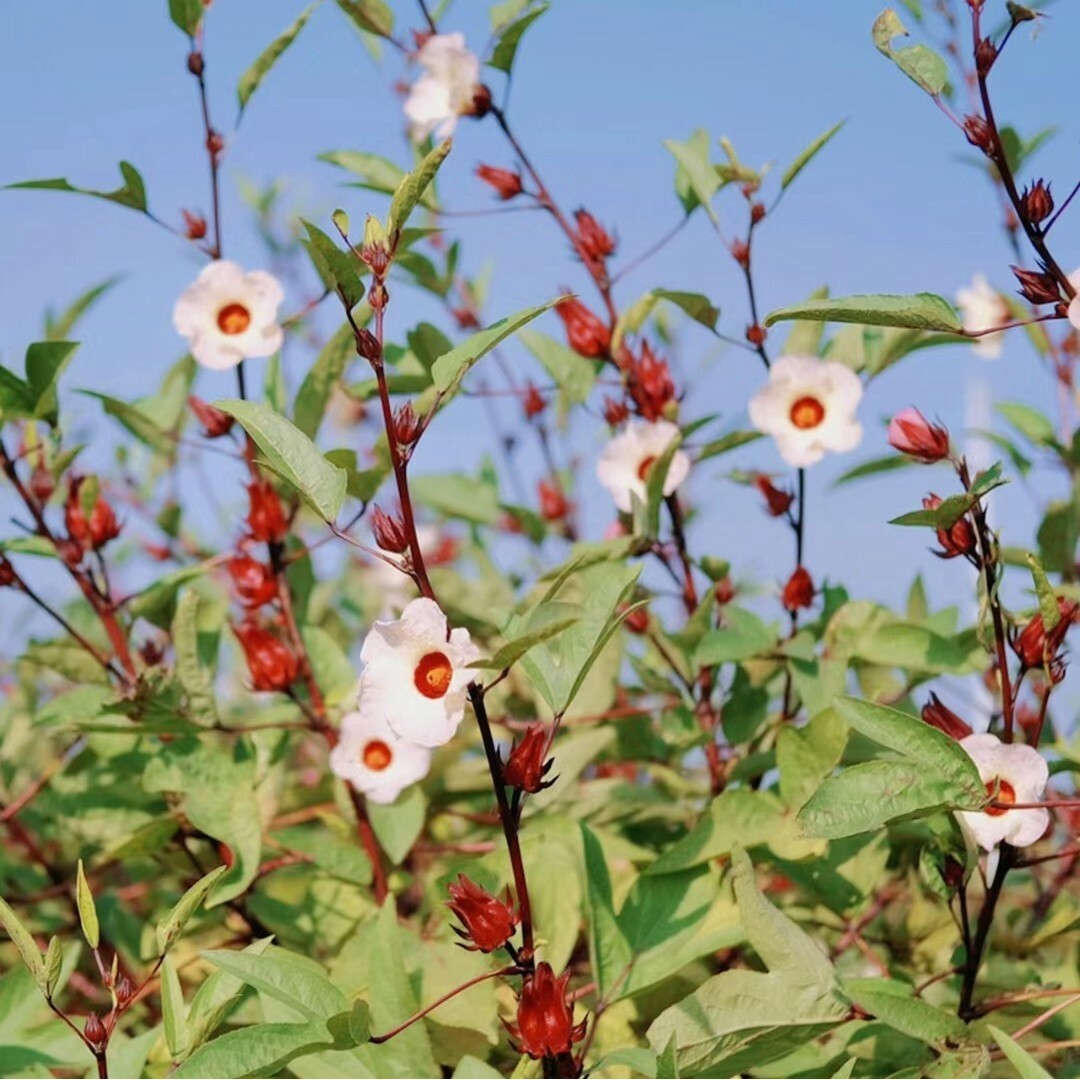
<box><xmin>746</xmin><ymin>324</ymin><xmax>766</xmax><ymax>347</ymax></box>
<box><xmin>1021</xmin><ymin>180</ymin><xmax>1054</xmax><ymax>226</ymax></box>
<box><xmin>0</xmin><ymin>555</ymin><xmax>16</xmax><ymax>588</ymax></box>
<box><xmin>623</xmin><ymin>603</ymin><xmax>649</xmax><ymax>635</ymax></box>
<box><xmin>714</xmin><ymin>576</ymin><xmax>735</xmax><ymax>605</ymax></box>
<box><xmin>188</xmin><ymin>395</ymin><xmax>234</xmax><ymax>438</ymax></box>
<box><xmin>781</xmin><ymin>566</ymin><xmax>815</xmax><ymax>612</ymax></box>
<box><xmin>750</xmin><ymin>202</ymin><xmax>766</xmax><ymax>225</ymax></box>
<box><xmin>30</xmin><ymin>462</ymin><xmax>55</xmax><ymax>504</ymax></box>
<box><xmin>538</xmin><ymin>479</ymin><xmax>569</xmax><ymax>522</ymax></box>
<box><xmin>371</xmin><ymin>506</ymin><xmax>409</xmax><ymax>554</ymax></box>
<box><xmin>468</xmin><ymin>84</ymin><xmax>493</xmax><ymax>120</ymax></box>
<box><xmin>186</xmin><ymin>51</ymin><xmax>204</xmax><ymax>76</ymax></box>
<box><xmin>392</xmin><ymin>401</ymin><xmax>421</xmax><ymax>448</ymax></box>
<box><xmin>356</xmin><ymin>328</ymin><xmax>380</xmax><ymax>363</ymax></box>
<box><xmin>963</xmin><ymin>114</ymin><xmax>993</xmax><ymax>153</ymax></box>
<box><xmin>887</xmin><ymin>407</ymin><xmax>950</xmax><ymax>463</ymax></box>
<box><xmin>1007</xmin><ymin>1</ymin><xmax>1037</xmax><ymax>24</ymax></box>
<box><xmin>975</xmin><ymin>36</ymin><xmax>997</xmax><ymax>76</ymax></box>
<box><xmin>730</xmin><ymin>239</ymin><xmax>750</xmax><ymax>267</ymax></box>
<box><xmin>84</xmin><ymin>1012</ymin><xmax>107</xmax><ymax>1047</ymax></box>
<box><xmin>114</xmin><ymin>976</ymin><xmax>134</xmax><ymax>1006</ymax></box>
<box><xmin>476</xmin><ymin>164</ymin><xmax>523</xmax><ymax>201</ymax></box>
<box><xmin>921</xmin><ymin>693</ymin><xmax>973</xmax><ymax>740</ymax></box>
<box><xmin>206</xmin><ymin>130</ymin><xmax>224</xmax><ymax>161</ymax></box>
<box><xmin>603</xmin><ymin>396</ymin><xmax>629</xmax><ymax>427</ymax></box>
<box><xmin>367</xmin><ymin>280</ymin><xmax>389</xmax><ymax>311</ymax></box>
<box><xmin>523</xmin><ymin>383</ymin><xmax>546</xmax><ymax>419</ymax></box>
<box><xmin>182</xmin><ymin>209</ymin><xmax>208</xmax><ymax>241</ymax></box>
<box><xmin>1012</xmin><ymin>265</ymin><xmax>1061</xmax><ymax>306</ymax></box>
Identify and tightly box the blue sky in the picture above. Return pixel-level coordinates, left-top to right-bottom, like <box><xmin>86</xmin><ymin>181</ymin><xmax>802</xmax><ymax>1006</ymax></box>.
<box><xmin>1</xmin><ymin>0</ymin><xmax>1078</xmax><ymax>630</ymax></box>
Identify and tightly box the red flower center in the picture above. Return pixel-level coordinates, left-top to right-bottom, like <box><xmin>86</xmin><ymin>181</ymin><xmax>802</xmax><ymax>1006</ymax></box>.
<box><xmin>637</xmin><ymin>455</ymin><xmax>657</xmax><ymax>481</ymax></box>
<box><xmin>362</xmin><ymin>739</ymin><xmax>393</xmax><ymax>771</ymax></box>
<box><xmin>985</xmin><ymin>778</ymin><xmax>1016</xmax><ymax>816</ymax></box>
<box><xmin>217</xmin><ymin>302</ymin><xmax>252</xmax><ymax>335</ymax></box>
<box><xmin>790</xmin><ymin>395</ymin><xmax>826</xmax><ymax>430</ymax></box>
<box><xmin>414</xmin><ymin>651</ymin><xmax>453</xmax><ymax>699</ymax></box>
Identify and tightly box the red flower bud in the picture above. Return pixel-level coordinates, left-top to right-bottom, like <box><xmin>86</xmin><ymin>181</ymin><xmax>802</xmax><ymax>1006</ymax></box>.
<box><xmin>1011</xmin><ymin>265</ymin><xmax>1061</xmax><ymax>306</ymax></box>
<box><xmin>963</xmin><ymin>114</ymin><xmax>993</xmax><ymax>153</ymax></box>
<box><xmin>84</xmin><ymin>1012</ymin><xmax>107</xmax><ymax>1047</ymax></box>
<box><xmin>506</xmin><ymin>963</ymin><xmax>586</xmax><ymax>1060</ymax></box>
<box><xmin>65</xmin><ymin>477</ymin><xmax>121</xmax><ymax>552</ymax></box>
<box><xmin>392</xmin><ymin>401</ymin><xmax>421</xmax><ymax>448</ymax></box>
<box><xmin>626</xmin><ymin>343</ymin><xmax>676</xmax><ymax>422</ymax></box>
<box><xmin>188</xmin><ymin>395</ymin><xmax>234</xmax><ymax>438</ymax></box>
<box><xmin>623</xmin><ymin>604</ymin><xmax>649</xmax><ymax>635</ymax></box>
<box><xmin>446</xmin><ymin>875</ymin><xmax>518</xmax><ymax>953</ymax></box>
<box><xmin>750</xmin><ymin>202</ymin><xmax>766</xmax><ymax>225</ymax></box>
<box><xmin>476</xmin><ymin>164</ymin><xmax>523</xmax><ymax>201</ymax></box>
<box><xmin>246</xmin><ymin>479</ymin><xmax>288</xmax><ymax>544</ymax></box>
<box><xmin>554</xmin><ymin>296</ymin><xmax>611</xmax><ymax>359</ymax></box>
<box><xmin>714</xmin><ymin>576</ymin><xmax>735</xmax><ymax>605</ymax></box>
<box><xmin>503</xmin><ymin>724</ymin><xmax>554</xmax><ymax>794</ymax></box>
<box><xmin>29</xmin><ymin>462</ymin><xmax>55</xmax><ymax>504</ymax></box>
<box><xmin>975</xmin><ymin>36</ymin><xmax>997</xmax><ymax>76</ymax></box>
<box><xmin>755</xmin><ymin>475</ymin><xmax>794</xmax><ymax>517</ymax></box>
<box><xmin>523</xmin><ymin>383</ymin><xmax>546</xmax><ymax>420</ymax></box>
<box><xmin>452</xmin><ymin>306</ymin><xmax>481</xmax><ymax>330</ymax></box>
<box><xmin>186</xmin><ymin>50</ymin><xmax>204</xmax><ymax>76</ymax></box>
<box><xmin>921</xmin><ymin>693</ymin><xmax>973</xmax><ymax>741</ymax></box>
<box><xmin>234</xmin><ymin>621</ymin><xmax>298</xmax><ymax>692</ymax></box>
<box><xmin>1012</xmin><ymin>599</ymin><xmax>1078</xmax><ymax>670</ymax></box>
<box><xmin>781</xmin><ymin>566</ymin><xmax>814</xmax><ymax>612</ymax></box>
<box><xmin>1020</xmin><ymin>180</ymin><xmax>1054</xmax><ymax>225</ymax></box>
<box><xmin>206</xmin><ymin>129</ymin><xmax>225</xmax><ymax>162</ymax></box>
<box><xmin>227</xmin><ymin>554</ymin><xmax>278</xmax><ymax>608</ymax></box>
<box><xmin>114</xmin><ymin>975</ymin><xmax>134</xmax><ymax>1006</ymax></box>
<box><xmin>887</xmin><ymin>407</ymin><xmax>950</xmax><ymax>463</ymax></box>
<box><xmin>746</xmin><ymin>323</ymin><xmax>766</xmax><ymax>347</ymax></box>
<box><xmin>371</xmin><ymin>505</ymin><xmax>409</xmax><ymax>554</ymax></box>
<box><xmin>730</xmin><ymin>239</ymin><xmax>750</xmax><ymax>267</ymax></box>
<box><xmin>467</xmin><ymin>84</ymin><xmax>493</xmax><ymax>120</ymax></box>
<box><xmin>603</xmin><ymin>396</ymin><xmax>629</xmax><ymax>427</ymax></box>
<box><xmin>538</xmin><ymin>479</ymin><xmax>569</xmax><ymax>522</ymax></box>
<box><xmin>356</xmin><ymin>327</ymin><xmax>381</xmax><ymax>363</ymax></box>
<box><xmin>923</xmin><ymin>495</ymin><xmax>977</xmax><ymax>559</ymax></box>
<box><xmin>574</xmin><ymin>209</ymin><xmax>617</xmax><ymax>262</ymax></box>
<box><xmin>182</xmin><ymin>209</ymin><xmax>208</xmax><ymax>241</ymax></box>
<box><xmin>0</xmin><ymin>555</ymin><xmax>16</xmax><ymax>588</ymax></box>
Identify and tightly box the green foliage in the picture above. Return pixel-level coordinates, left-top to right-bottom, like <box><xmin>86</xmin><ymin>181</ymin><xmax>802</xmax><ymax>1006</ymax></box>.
<box><xmin>766</xmin><ymin>292</ymin><xmax>963</xmax><ymax>333</ymax></box>
<box><xmin>237</xmin><ymin>3</ymin><xmax>321</xmax><ymax>116</ymax></box>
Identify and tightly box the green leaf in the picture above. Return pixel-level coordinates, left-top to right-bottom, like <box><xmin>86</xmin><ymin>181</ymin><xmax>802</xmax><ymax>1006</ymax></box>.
<box><xmin>834</xmin><ymin>453</ymin><xmax>913</xmax><ymax>486</ymax></box>
<box><xmin>80</xmin><ymin>391</ymin><xmax>174</xmax><ymax>454</ymax></box>
<box><xmin>890</xmin><ymin>465</ymin><xmax>1006</xmax><ymax>527</ymax></box>
<box><xmin>646</xmin><ymin>849</ymin><xmax>848</xmax><ymax>1077</ymax></box>
<box><xmin>411</xmin><ymin>470</ymin><xmax>500</xmax><ymax>524</ymax></box>
<box><xmin>387</xmin><ymin>139</ymin><xmax>452</xmax><ymax>242</ymax></box>
<box><xmin>0</xmin><ymin>896</ymin><xmax>47</xmax><ymax>990</ymax></box>
<box><xmin>335</xmin><ymin>0</ymin><xmax>393</xmax><ymax>38</ymax></box>
<box><xmin>582</xmin><ymin>825</ymin><xmax>634</xmax><ymax>1001</ymax></box>
<box><xmin>519</xmin><ymin>329</ymin><xmax>600</xmax><ymax>409</ymax></box>
<box><xmin>301</xmin><ymin>219</ymin><xmax>366</xmax><ymax>310</ymax></box>
<box><xmin>997</xmin><ymin>401</ymin><xmax>1057</xmax><ymax>447</ymax></box>
<box><xmin>185</xmin><ymin>937</ymin><xmax>274</xmax><ymax>1054</ymax></box>
<box><xmin>9</xmin><ymin>161</ymin><xmax>149</xmax><ymax>214</ymax></box>
<box><xmin>833</xmin><ymin>696</ymin><xmax>985</xmax><ymax>803</ymax></box>
<box><xmin>469</xmin><ymin>616</ymin><xmax>580</xmax><ymax>672</ymax></box>
<box><xmin>201</xmin><ymin>947</ymin><xmax>348</xmax><ymax>1022</ymax></box>
<box><xmin>43</xmin><ymin>936</ymin><xmax>63</xmax><ymax>998</ymax></box>
<box><xmin>45</xmin><ymin>276</ymin><xmax>121</xmax><ymax>341</ymax></box>
<box><xmin>664</xmin><ymin>130</ymin><xmax>721</xmax><ymax>222</ymax></box>
<box><xmin>781</xmin><ymin>121</ymin><xmax>846</xmax><ymax>191</ymax></box>
<box><xmin>156</xmin><ymin>865</ymin><xmax>228</xmax><ymax>954</ymax></box>
<box><xmin>173</xmin><ymin>1021</ymin><xmax>335</xmax><ymax>1079</ymax></box>
<box><xmin>25</xmin><ymin>341</ymin><xmax>79</xmax><ymax>425</ymax></box>
<box><xmin>693</xmin><ymin>607</ymin><xmax>776</xmax><ymax>668</ymax></box>
<box><xmin>489</xmin><ymin>2</ymin><xmax>549</xmax><ymax>73</ymax></box>
<box><xmin>161</xmin><ymin>955</ymin><xmax>190</xmax><ymax>1058</ymax></box>
<box><xmin>320</xmin><ymin>150</ymin><xmax>438</xmax><ymax>207</ymax></box>
<box><xmin>75</xmin><ymin>860</ymin><xmax>100</xmax><ymax>950</ymax></box>
<box><xmin>367</xmin><ymin>786</ymin><xmax>427</xmax><ymax>864</ymax></box>
<box><xmin>172</xmin><ymin>589</ymin><xmax>220</xmax><ymax>725</ymax></box>
<box><xmin>766</xmin><ymin>292</ymin><xmax>962</xmax><ymax>332</ymax></box>
<box><xmin>844</xmin><ymin>977</ymin><xmax>967</xmax><ymax>1044</ymax></box>
<box><xmin>215</xmin><ymin>399</ymin><xmax>347</xmax><ymax>520</ymax></box>
<box><xmin>169</xmin><ymin>0</ymin><xmax>204</xmax><ymax>35</ymax></box>
<box><xmin>1027</xmin><ymin>552</ymin><xmax>1061</xmax><ymax>631</ymax></box>
<box><xmin>987</xmin><ymin>1024</ymin><xmax>1053</xmax><ymax>1079</ymax></box>
<box><xmin>431</xmin><ymin>297</ymin><xmax>564</xmax><ymax>399</ymax></box>
<box><xmin>872</xmin><ymin>8</ymin><xmax>949</xmax><ymax>96</ymax></box>
<box><xmin>294</xmin><ymin>321</ymin><xmax>360</xmax><ymax>438</ymax></box>
<box><xmin>697</xmin><ymin>430</ymin><xmax>763</xmax><ymax>462</ymax></box>
<box><xmin>237</xmin><ymin>3</ymin><xmax>320</xmax><ymax>115</ymax></box>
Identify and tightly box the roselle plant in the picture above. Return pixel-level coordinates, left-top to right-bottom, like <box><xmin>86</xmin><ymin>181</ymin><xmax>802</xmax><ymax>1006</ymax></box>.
<box><xmin>3</xmin><ymin>1</ymin><xmax>1080</xmax><ymax>1077</ymax></box>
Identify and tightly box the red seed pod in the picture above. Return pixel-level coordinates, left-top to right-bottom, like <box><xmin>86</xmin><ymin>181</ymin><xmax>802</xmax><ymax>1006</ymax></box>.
<box><xmin>29</xmin><ymin>461</ymin><xmax>55</xmax><ymax>504</ymax></box>
<box><xmin>65</xmin><ymin>477</ymin><xmax>121</xmax><ymax>552</ymax></box>
<box><xmin>1012</xmin><ymin>599</ymin><xmax>1078</xmax><ymax>670</ymax></box>
<box><xmin>975</xmin><ymin>36</ymin><xmax>997</xmax><ymax>76</ymax></box>
<box><xmin>476</xmin><ymin>164</ymin><xmax>523</xmax><ymax>201</ymax></box>
<box><xmin>227</xmin><ymin>553</ymin><xmax>278</xmax><ymax>608</ymax></box>
<box><xmin>246</xmin><ymin>479</ymin><xmax>288</xmax><ymax>544</ymax></box>
<box><xmin>84</xmin><ymin>1012</ymin><xmax>107</xmax><ymax>1047</ymax></box>
<box><xmin>467</xmin><ymin>84</ymin><xmax>493</xmax><ymax>119</ymax></box>
<box><xmin>730</xmin><ymin>239</ymin><xmax>750</xmax><ymax>267</ymax></box>
<box><xmin>1011</xmin><ymin>266</ymin><xmax>1061</xmax><ymax>306</ymax></box>
<box><xmin>887</xmin><ymin>407</ymin><xmax>950</xmax><ymax>463</ymax></box>
<box><xmin>574</xmin><ymin>208</ymin><xmax>617</xmax><ymax>262</ymax></box>
<box><xmin>188</xmin><ymin>395</ymin><xmax>235</xmax><ymax>438</ymax></box>
<box><xmin>755</xmin><ymin>475</ymin><xmax>794</xmax><ymax>517</ymax></box>
<box><xmin>746</xmin><ymin>324</ymin><xmax>766</xmax><ymax>346</ymax></box>
<box><xmin>714</xmin><ymin>576</ymin><xmax>736</xmax><ymax>605</ymax></box>
<box><xmin>355</xmin><ymin>328</ymin><xmax>381</xmax><ymax>363</ymax></box>
<box><xmin>603</xmin><ymin>396</ymin><xmax>630</xmax><ymax>427</ymax></box>
<box><xmin>523</xmin><ymin>383</ymin><xmax>546</xmax><ymax>420</ymax></box>
<box><xmin>781</xmin><ymin>566</ymin><xmax>815</xmax><ymax>612</ymax></box>
<box><xmin>1021</xmin><ymin>180</ymin><xmax>1054</xmax><ymax>225</ymax></box>
<box><xmin>923</xmin><ymin>495</ymin><xmax>977</xmax><ymax>560</ymax></box>
<box><xmin>233</xmin><ymin>622</ymin><xmax>299</xmax><ymax>692</ymax></box>
<box><xmin>446</xmin><ymin>875</ymin><xmax>518</xmax><ymax>953</ymax></box>
<box><xmin>392</xmin><ymin>401</ymin><xmax>421</xmax><ymax>448</ymax></box>
<box><xmin>451</xmin><ymin>306</ymin><xmax>481</xmax><ymax>330</ymax></box>
<box><xmin>963</xmin><ymin>113</ymin><xmax>993</xmax><ymax>153</ymax></box>
<box><xmin>538</xmin><ymin>479</ymin><xmax>569</xmax><ymax>522</ymax></box>
<box><xmin>502</xmin><ymin>724</ymin><xmax>554</xmax><ymax>794</ymax></box>
<box><xmin>506</xmin><ymin>963</ymin><xmax>586</xmax><ymax>1060</ymax></box>
<box><xmin>0</xmin><ymin>555</ymin><xmax>16</xmax><ymax>588</ymax></box>
<box><xmin>626</xmin><ymin>342</ymin><xmax>676</xmax><ymax>422</ymax></box>
<box><xmin>206</xmin><ymin>129</ymin><xmax>225</xmax><ymax>161</ymax></box>
<box><xmin>554</xmin><ymin>296</ymin><xmax>611</xmax><ymax>359</ymax></box>
<box><xmin>371</xmin><ymin>505</ymin><xmax>409</xmax><ymax>554</ymax></box>
<box><xmin>114</xmin><ymin>976</ymin><xmax>134</xmax><ymax>1006</ymax></box>
<box><xmin>182</xmin><ymin>209</ymin><xmax>208</xmax><ymax>241</ymax></box>
<box><xmin>921</xmin><ymin>693</ymin><xmax>973</xmax><ymax>741</ymax></box>
<box><xmin>750</xmin><ymin>202</ymin><xmax>766</xmax><ymax>225</ymax></box>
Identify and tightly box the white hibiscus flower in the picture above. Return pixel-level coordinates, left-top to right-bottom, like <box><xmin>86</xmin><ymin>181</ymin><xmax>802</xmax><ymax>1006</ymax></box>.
<box><xmin>748</xmin><ymin>355</ymin><xmax>863</xmax><ymax>468</ymax></box>
<box><xmin>173</xmin><ymin>260</ymin><xmax>284</xmax><ymax>370</ymax></box>
<box><xmin>596</xmin><ymin>419</ymin><xmax>691</xmax><ymax>514</ymax></box>
<box><xmin>956</xmin><ymin>733</ymin><xmax>1049</xmax><ymax>851</ymax></box>
<box><xmin>956</xmin><ymin>274</ymin><xmax>1010</xmax><ymax>359</ymax></box>
<box><xmin>357</xmin><ymin>597</ymin><xmax>480</xmax><ymax>747</ymax></box>
<box><xmin>329</xmin><ymin>710</ymin><xmax>431</xmax><ymax>804</ymax></box>
<box><xmin>403</xmin><ymin>33</ymin><xmax>481</xmax><ymax>141</ymax></box>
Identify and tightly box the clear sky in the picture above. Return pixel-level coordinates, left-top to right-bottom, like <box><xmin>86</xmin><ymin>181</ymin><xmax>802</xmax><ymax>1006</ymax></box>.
<box><xmin>2</xmin><ymin>1</ymin><xmax>1078</xmax><ymax>636</ymax></box>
